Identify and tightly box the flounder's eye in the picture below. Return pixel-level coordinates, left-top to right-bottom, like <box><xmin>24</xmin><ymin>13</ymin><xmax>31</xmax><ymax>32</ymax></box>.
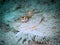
<box><xmin>21</xmin><ymin>17</ymin><xmax>26</xmax><ymax>20</ymax></box>
<box><xmin>22</xmin><ymin>16</ymin><xmax>24</xmax><ymax>18</ymax></box>
<box><xmin>21</xmin><ymin>16</ymin><xmax>29</xmax><ymax>23</ymax></box>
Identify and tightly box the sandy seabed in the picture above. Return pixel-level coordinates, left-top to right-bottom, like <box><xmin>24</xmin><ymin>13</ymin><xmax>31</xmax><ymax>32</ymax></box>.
<box><xmin>0</xmin><ymin>0</ymin><xmax>60</xmax><ymax>45</ymax></box>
